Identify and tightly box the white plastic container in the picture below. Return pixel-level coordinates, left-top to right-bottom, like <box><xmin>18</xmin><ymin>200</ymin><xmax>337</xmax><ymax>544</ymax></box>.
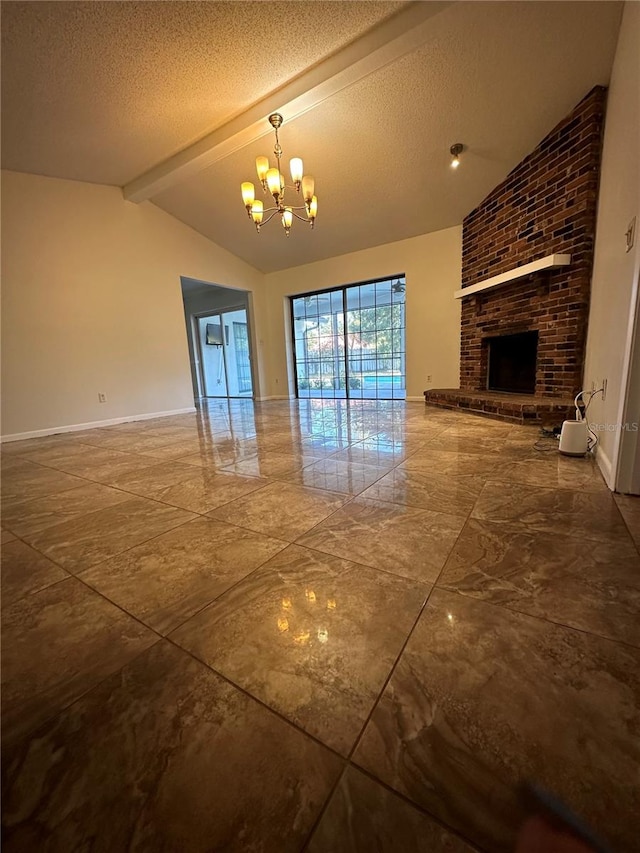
<box><xmin>559</xmin><ymin>419</ymin><xmax>588</xmax><ymax>456</ymax></box>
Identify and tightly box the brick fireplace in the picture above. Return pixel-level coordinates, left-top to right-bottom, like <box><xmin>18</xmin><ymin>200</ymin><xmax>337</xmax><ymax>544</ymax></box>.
<box><xmin>425</xmin><ymin>86</ymin><xmax>606</xmax><ymax>423</ymax></box>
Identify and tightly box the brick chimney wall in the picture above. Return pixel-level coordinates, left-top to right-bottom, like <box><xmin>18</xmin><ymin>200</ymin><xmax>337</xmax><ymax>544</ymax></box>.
<box><xmin>460</xmin><ymin>86</ymin><xmax>606</xmax><ymax>398</ymax></box>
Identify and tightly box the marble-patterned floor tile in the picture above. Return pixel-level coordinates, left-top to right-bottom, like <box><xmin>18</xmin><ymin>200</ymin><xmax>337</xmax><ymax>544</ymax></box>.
<box><xmin>1</xmin><ymin>460</ymin><xmax>85</xmax><ymax>510</ymax></box>
<box><xmin>308</xmin><ymin>766</ymin><xmax>474</xmax><ymax>852</ymax></box>
<box><xmin>282</xmin><ymin>458</ymin><xmax>389</xmax><ymax>495</ymax></box>
<box><xmin>209</xmin><ymin>482</ymin><xmax>347</xmax><ymax>541</ymax></box>
<box><xmin>296</xmin><ymin>437</ymin><xmax>343</xmax><ymax>458</ymax></box>
<box><xmin>1</xmin><ymin>455</ymin><xmax>35</xmax><ymax>473</ymax></box>
<box><xmin>22</xmin><ymin>497</ymin><xmax>196</xmax><ymax>573</ymax></box>
<box><xmin>0</xmin><ymin>434</ymin><xmax>79</xmax><ymax>456</ymax></box>
<box><xmin>439</xmin><ymin>421</ymin><xmax>513</xmax><ymax>438</ymax></box>
<box><xmin>497</xmin><ymin>438</ymin><xmax>559</xmax><ymax>461</ymax></box>
<box><xmin>401</xmin><ymin>448</ymin><xmax>512</xmax><ymax>480</ymax></box>
<box><xmin>1</xmin><ymin>482</ymin><xmax>131</xmax><ymax>539</ymax></box>
<box><xmin>430</xmin><ymin>434</ymin><xmax>508</xmax><ymax>456</ymax></box>
<box><xmin>171</xmin><ymin>544</ymin><xmax>427</xmax><ymax>754</ymax></box>
<box><xmin>502</xmin><ymin>429</ymin><xmax>555</xmax><ymax>449</ymax></box>
<box><xmin>169</xmin><ymin>471</ymin><xmax>271</xmax><ymax>513</ymax></box>
<box><xmin>1</xmin><ymin>577</ymin><xmax>157</xmax><ymax>745</ymax></box>
<box><xmin>360</xmin><ymin>468</ymin><xmax>483</xmax><ymax>517</ymax></box>
<box><xmin>4</xmin><ymin>401</ymin><xmax>637</xmax><ymax>848</ymax></box>
<box><xmin>1</xmin><ymin>529</ymin><xmax>17</xmax><ymax>544</ymax></box>
<box><xmin>353</xmin><ymin>589</ymin><xmax>640</xmax><ymax>853</ymax></box>
<box><xmin>372</xmin><ymin>431</ymin><xmax>443</xmax><ymax>453</ymax></box>
<box><xmin>331</xmin><ymin>439</ymin><xmax>412</xmax><ymax>467</ymax></box>
<box><xmin>1</xmin><ymin>539</ymin><xmax>68</xmax><ymax>608</ymax></box>
<box><xmin>15</xmin><ymin>441</ymin><xmax>137</xmax><ymax>471</ymax></box>
<box><xmin>113</xmin><ymin>465</ymin><xmax>271</xmax><ymax>513</ymax></box>
<box><xmin>1</xmin><ymin>641</ymin><xmax>342</xmax><ymax>853</ymax></box>
<box><xmin>98</xmin><ymin>459</ymin><xmax>201</xmax><ymax>492</ymax></box>
<box><xmin>506</xmin><ymin>425</ymin><xmax>545</xmax><ymax>441</ymax></box>
<box><xmin>297</xmin><ymin>497</ymin><xmax>465</xmax><ymax>583</ymax></box>
<box><xmin>472</xmin><ymin>481</ymin><xmax>630</xmax><ymax>544</ymax></box>
<box><xmin>82</xmin><ymin>517</ymin><xmax>287</xmax><ymax>634</ymax></box>
<box><xmin>127</xmin><ymin>424</ymin><xmax>200</xmax><ymax>442</ymax></box>
<box><xmin>495</xmin><ymin>454</ymin><xmax>608</xmax><ymax>492</ymax></box>
<box><xmin>137</xmin><ymin>437</ymin><xmax>217</xmax><ymax>461</ymax></box>
<box><xmin>72</xmin><ymin>453</ymin><xmax>158</xmax><ymax>484</ymax></box>
<box><xmin>177</xmin><ymin>441</ymin><xmax>261</xmax><ymax>469</ymax></box>
<box><xmin>439</xmin><ymin>518</ymin><xmax>640</xmax><ymax>646</ymax></box>
<box><xmin>22</xmin><ymin>443</ymin><xmax>156</xmax><ymax>484</ymax></box>
<box><xmin>218</xmin><ymin>450</ymin><xmax>323</xmax><ymax>478</ymax></box>
<box><xmin>77</xmin><ymin>432</ymin><xmax>195</xmax><ymax>454</ymax></box>
<box><xmin>615</xmin><ymin>493</ymin><xmax>640</xmax><ymax>550</ymax></box>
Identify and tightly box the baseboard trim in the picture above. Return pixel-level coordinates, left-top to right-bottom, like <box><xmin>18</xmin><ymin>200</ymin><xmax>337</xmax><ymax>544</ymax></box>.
<box><xmin>254</xmin><ymin>395</ymin><xmax>293</xmax><ymax>402</ymax></box>
<box><xmin>1</xmin><ymin>407</ymin><xmax>197</xmax><ymax>443</ymax></box>
<box><xmin>405</xmin><ymin>396</ymin><xmax>426</xmax><ymax>402</ymax></box>
<box><xmin>594</xmin><ymin>445</ymin><xmax>614</xmax><ymax>489</ymax></box>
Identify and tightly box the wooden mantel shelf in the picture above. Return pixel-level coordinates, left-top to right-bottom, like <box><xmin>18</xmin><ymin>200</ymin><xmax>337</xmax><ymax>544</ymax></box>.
<box><xmin>454</xmin><ymin>253</ymin><xmax>571</xmax><ymax>299</ymax></box>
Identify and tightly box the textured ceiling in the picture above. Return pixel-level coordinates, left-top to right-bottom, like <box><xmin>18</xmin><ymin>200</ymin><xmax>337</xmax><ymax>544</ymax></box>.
<box><xmin>153</xmin><ymin>1</ymin><xmax>623</xmax><ymax>271</ymax></box>
<box><xmin>1</xmin><ymin>0</ymin><xmax>404</xmax><ymax>185</ymax></box>
<box><xmin>1</xmin><ymin>1</ymin><xmax>623</xmax><ymax>273</ymax></box>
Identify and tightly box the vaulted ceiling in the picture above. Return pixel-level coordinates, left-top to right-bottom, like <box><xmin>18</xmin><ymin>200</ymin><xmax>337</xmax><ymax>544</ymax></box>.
<box><xmin>1</xmin><ymin>1</ymin><xmax>623</xmax><ymax>273</ymax></box>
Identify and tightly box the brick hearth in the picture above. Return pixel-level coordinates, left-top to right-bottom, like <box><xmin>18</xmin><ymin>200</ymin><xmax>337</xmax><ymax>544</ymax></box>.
<box><xmin>425</xmin><ymin>87</ymin><xmax>605</xmax><ymax>423</ymax></box>
<box><xmin>424</xmin><ymin>389</ymin><xmax>574</xmax><ymax>426</ymax></box>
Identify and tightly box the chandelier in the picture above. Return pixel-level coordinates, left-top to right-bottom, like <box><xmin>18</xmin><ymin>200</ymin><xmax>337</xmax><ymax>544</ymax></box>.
<box><xmin>241</xmin><ymin>113</ymin><xmax>318</xmax><ymax>237</ymax></box>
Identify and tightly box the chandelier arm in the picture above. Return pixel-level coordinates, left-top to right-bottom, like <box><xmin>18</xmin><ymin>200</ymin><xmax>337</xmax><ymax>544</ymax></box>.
<box><xmin>261</xmin><ymin>209</ymin><xmax>282</xmax><ymax>227</ymax></box>
<box><xmin>290</xmin><ymin>210</ymin><xmax>312</xmax><ymax>224</ymax></box>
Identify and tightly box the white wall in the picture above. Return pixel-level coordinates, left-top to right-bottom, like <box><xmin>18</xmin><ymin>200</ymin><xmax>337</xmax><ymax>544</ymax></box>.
<box><xmin>1</xmin><ymin>170</ymin><xmax>267</xmax><ymax>438</ymax></box>
<box><xmin>263</xmin><ymin>227</ymin><xmax>462</xmax><ymax>401</ymax></box>
<box><xmin>583</xmin><ymin>2</ymin><xmax>640</xmax><ymax>489</ymax></box>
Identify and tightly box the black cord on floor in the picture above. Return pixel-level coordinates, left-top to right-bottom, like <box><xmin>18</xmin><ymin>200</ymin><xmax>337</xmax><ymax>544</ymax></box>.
<box><xmin>533</xmin><ymin>438</ymin><xmax>559</xmax><ymax>452</ymax></box>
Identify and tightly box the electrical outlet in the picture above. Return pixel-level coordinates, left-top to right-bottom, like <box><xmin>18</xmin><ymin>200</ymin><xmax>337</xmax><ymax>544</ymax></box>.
<box><xmin>427</xmin><ymin>375</ymin><xmax>432</xmax><ymax>382</ymax></box>
<box><xmin>98</xmin><ymin>392</ymin><xmax>107</xmax><ymax>403</ymax></box>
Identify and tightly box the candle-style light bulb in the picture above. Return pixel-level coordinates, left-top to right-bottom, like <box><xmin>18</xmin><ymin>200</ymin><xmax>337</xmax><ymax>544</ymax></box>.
<box><xmin>302</xmin><ymin>175</ymin><xmax>315</xmax><ymax>203</ymax></box>
<box><xmin>290</xmin><ymin>157</ymin><xmax>303</xmax><ymax>187</ymax></box>
<box><xmin>256</xmin><ymin>156</ymin><xmax>269</xmax><ymax>183</ymax></box>
<box><xmin>309</xmin><ymin>195</ymin><xmax>318</xmax><ymax>228</ymax></box>
<box><xmin>241</xmin><ymin>182</ymin><xmax>255</xmax><ymax>215</ymax></box>
<box><xmin>251</xmin><ymin>199</ymin><xmax>263</xmax><ymax>225</ymax></box>
<box><xmin>266</xmin><ymin>168</ymin><xmax>281</xmax><ymax>199</ymax></box>
<box><xmin>282</xmin><ymin>207</ymin><xmax>293</xmax><ymax>237</ymax></box>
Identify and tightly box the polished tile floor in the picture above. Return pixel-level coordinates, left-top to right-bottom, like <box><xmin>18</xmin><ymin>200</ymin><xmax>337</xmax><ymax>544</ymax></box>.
<box><xmin>1</xmin><ymin>399</ymin><xmax>639</xmax><ymax>852</ymax></box>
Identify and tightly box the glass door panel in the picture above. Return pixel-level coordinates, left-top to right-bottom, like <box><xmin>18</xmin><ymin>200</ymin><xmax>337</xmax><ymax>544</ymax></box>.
<box><xmin>198</xmin><ymin>315</ymin><xmax>228</xmax><ymax>397</ymax></box>
<box><xmin>291</xmin><ymin>277</ymin><xmax>405</xmax><ymax>400</ymax></box>
<box><xmin>197</xmin><ymin>308</ymin><xmax>253</xmax><ymax>399</ymax></box>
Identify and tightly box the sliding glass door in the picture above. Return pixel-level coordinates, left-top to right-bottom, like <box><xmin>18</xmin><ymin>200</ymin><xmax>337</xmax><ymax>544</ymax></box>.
<box><xmin>291</xmin><ymin>276</ymin><xmax>406</xmax><ymax>400</ymax></box>
<box><xmin>197</xmin><ymin>308</ymin><xmax>253</xmax><ymax>399</ymax></box>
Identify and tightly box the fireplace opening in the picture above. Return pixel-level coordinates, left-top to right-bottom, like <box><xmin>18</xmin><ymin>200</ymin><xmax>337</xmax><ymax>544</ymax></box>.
<box><xmin>487</xmin><ymin>331</ymin><xmax>538</xmax><ymax>394</ymax></box>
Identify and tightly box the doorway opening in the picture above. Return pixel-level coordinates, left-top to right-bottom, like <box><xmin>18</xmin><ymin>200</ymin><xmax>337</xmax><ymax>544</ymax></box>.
<box><xmin>180</xmin><ymin>278</ymin><xmax>254</xmax><ymax>401</ymax></box>
<box><xmin>291</xmin><ymin>275</ymin><xmax>406</xmax><ymax>399</ymax></box>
